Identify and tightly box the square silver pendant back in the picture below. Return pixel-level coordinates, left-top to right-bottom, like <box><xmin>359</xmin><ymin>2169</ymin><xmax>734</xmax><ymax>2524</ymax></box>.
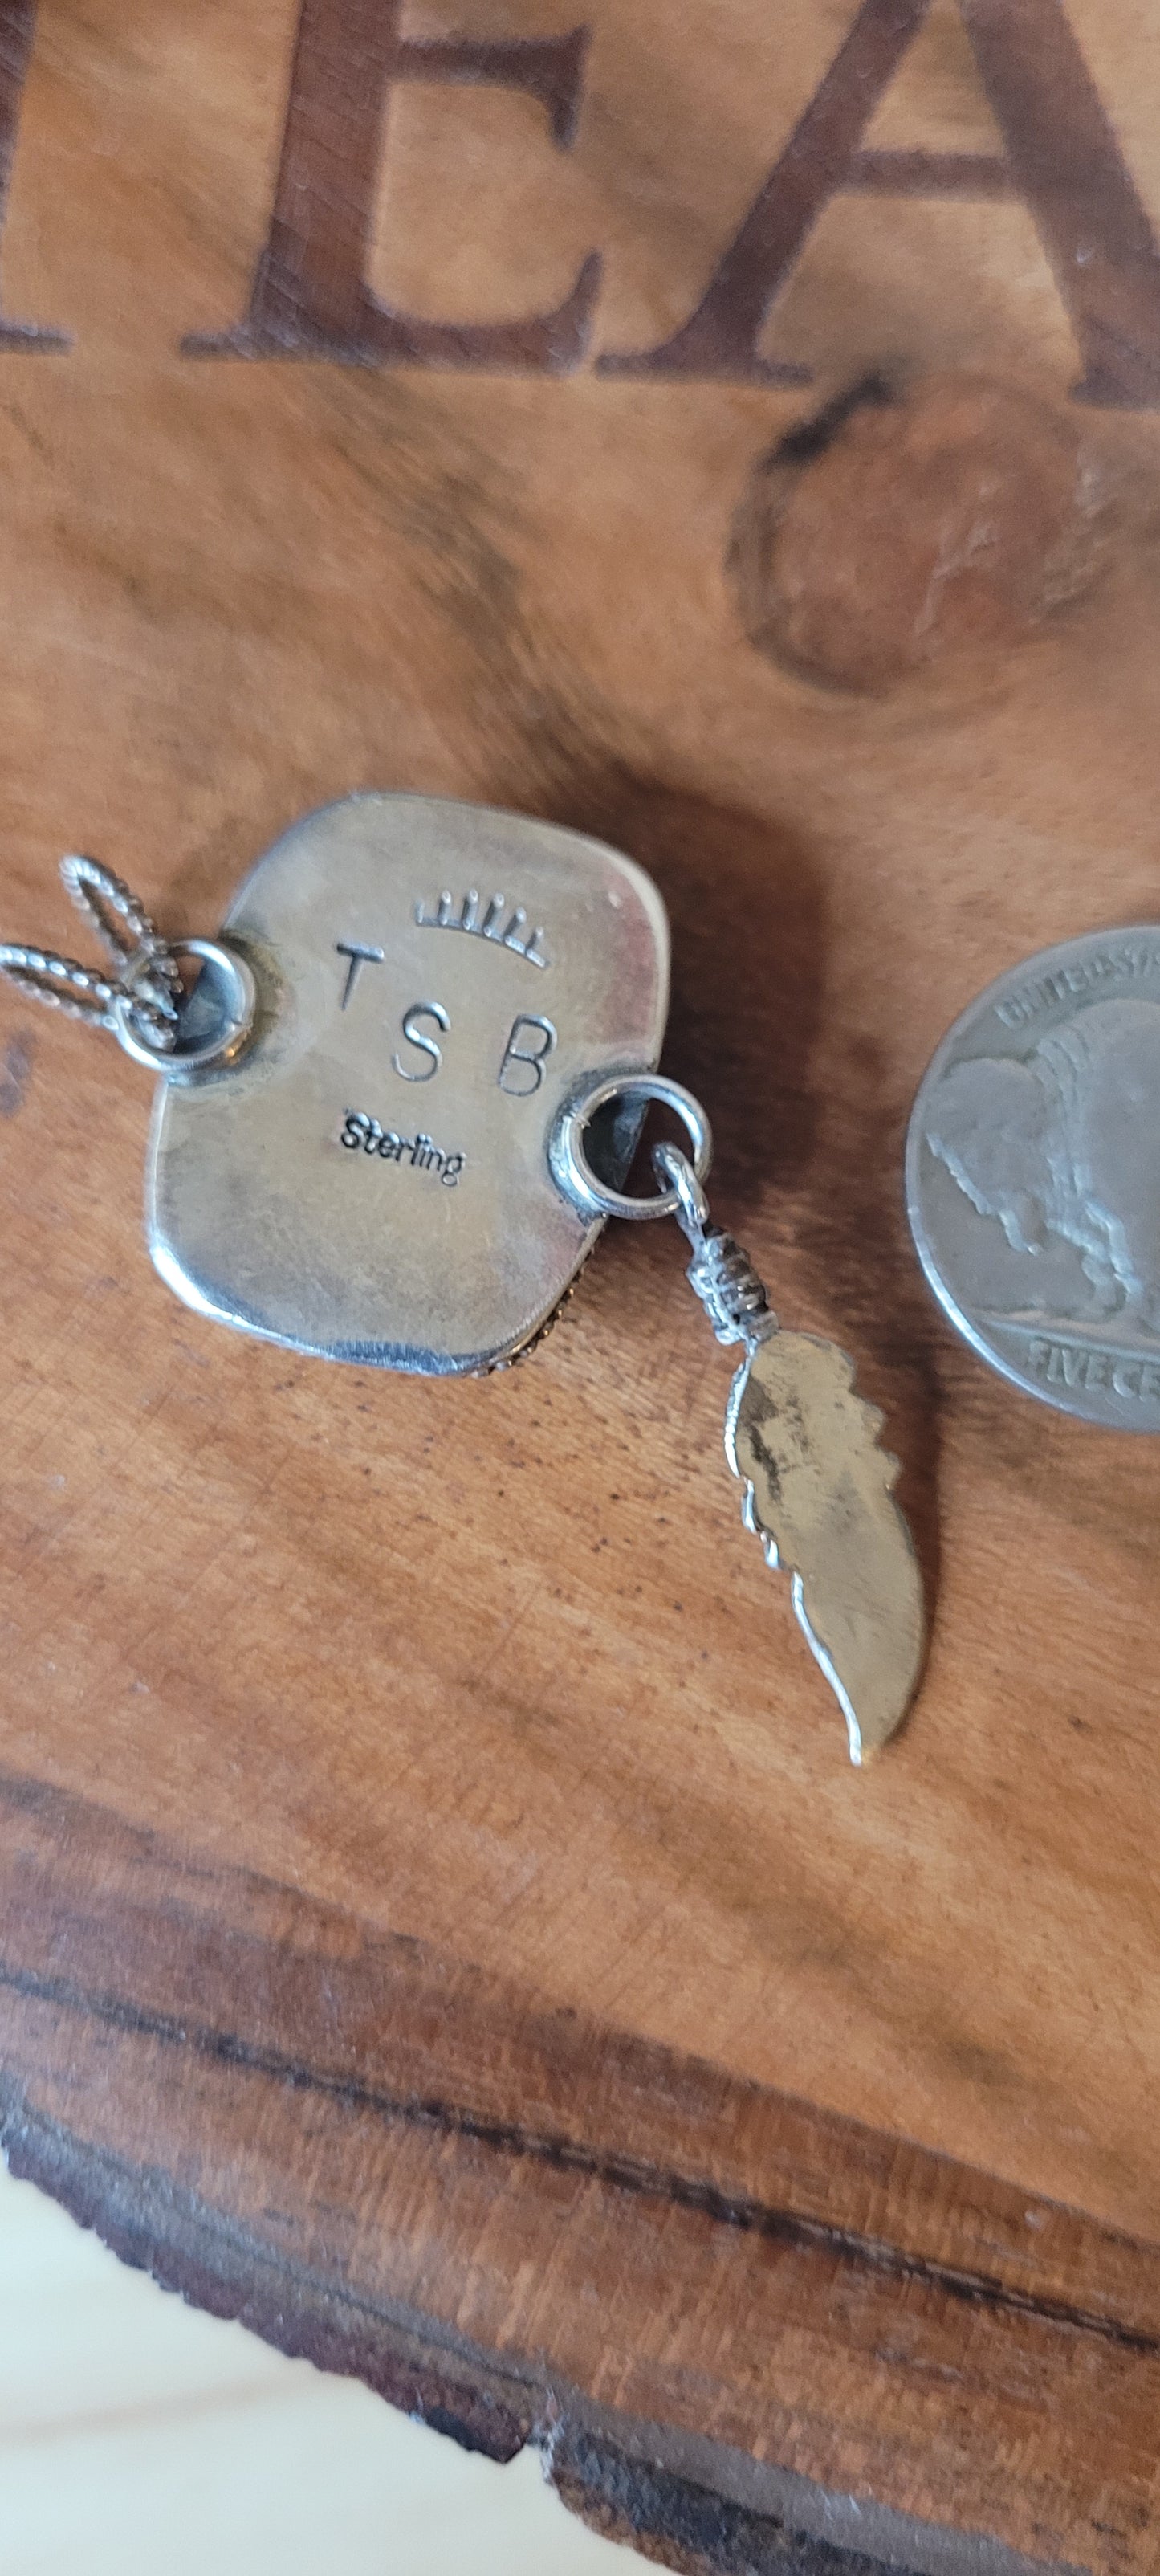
<box><xmin>149</xmin><ymin>793</ymin><xmax>670</xmax><ymax>1372</ymax></box>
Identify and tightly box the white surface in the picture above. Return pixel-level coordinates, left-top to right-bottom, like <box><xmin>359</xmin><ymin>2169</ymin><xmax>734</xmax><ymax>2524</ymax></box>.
<box><xmin>0</xmin><ymin>2158</ymin><xmax>636</xmax><ymax>2575</ymax></box>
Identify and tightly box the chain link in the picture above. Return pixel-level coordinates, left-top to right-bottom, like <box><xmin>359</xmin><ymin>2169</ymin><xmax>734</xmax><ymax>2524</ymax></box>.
<box><xmin>0</xmin><ymin>857</ymin><xmax>182</xmax><ymax>1049</ymax></box>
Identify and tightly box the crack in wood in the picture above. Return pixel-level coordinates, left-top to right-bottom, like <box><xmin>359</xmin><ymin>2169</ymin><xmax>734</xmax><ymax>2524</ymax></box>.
<box><xmin>2</xmin><ymin>1954</ymin><xmax>1153</xmax><ymax>2363</ymax></box>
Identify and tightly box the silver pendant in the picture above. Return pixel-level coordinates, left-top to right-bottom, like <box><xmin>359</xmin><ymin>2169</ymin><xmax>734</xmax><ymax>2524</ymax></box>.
<box><xmin>556</xmin><ymin>1122</ymin><xmax>925</xmax><ymax>1764</ymax></box>
<box><xmin>1</xmin><ymin>795</ymin><xmax>925</xmax><ymax>1759</ymax></box>
<box><xmin>150</xmin><ymin>794</ymin><xmax>668</xmax><ymax>1373</ymax></box>
<box><xmin>908</xmin><ymin>923</ymin><xmax>1160</xmax><ymax>1429</ymax></box>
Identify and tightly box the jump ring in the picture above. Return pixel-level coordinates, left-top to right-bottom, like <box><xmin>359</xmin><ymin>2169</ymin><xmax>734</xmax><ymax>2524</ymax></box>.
<box><xmin>552</xmin><ymin>1072</ymin><xmax>713</xmax><ymax>1223</ymax></box>
<box><xmin>112</xmin><ymin>939</ymin><xmax>257</xmax><ymax>1076</ymax></box>
<box><xmin>653</xmin><ymin>1139</ymin><xmax>711</xmax><ymax>1237</ymax></box>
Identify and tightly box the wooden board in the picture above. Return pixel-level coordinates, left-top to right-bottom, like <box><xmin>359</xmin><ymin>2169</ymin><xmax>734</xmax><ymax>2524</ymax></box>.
<box><xmin>3</xmin><ymin>1</ymin><xmax>1160</xmax><ymax>2565</ymax></box>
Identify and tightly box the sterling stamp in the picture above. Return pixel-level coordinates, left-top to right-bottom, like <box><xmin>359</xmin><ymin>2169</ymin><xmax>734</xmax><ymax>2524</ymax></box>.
<box><xmin>340</xmin><ymin>1111</ymin><xmax>466</xmax><ymax>1184</ymax></box>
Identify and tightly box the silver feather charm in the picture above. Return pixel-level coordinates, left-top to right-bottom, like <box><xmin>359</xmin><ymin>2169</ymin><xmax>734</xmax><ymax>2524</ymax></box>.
<box><xmin>664</xmin><ymin>1151</ymin><xmax>925</xmax><ymax>1765</ymax></box>
<box><xmin>726</xmin><ymin>1330</ymin><xmax>925</xmax><ymax>1763</ymax></box>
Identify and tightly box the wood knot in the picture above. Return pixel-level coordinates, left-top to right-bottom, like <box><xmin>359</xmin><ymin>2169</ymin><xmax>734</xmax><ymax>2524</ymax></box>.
<box><xmin>728</xmin><ymin>372</ymin><xmax>1113</xmax><ymax>693</ymax></box>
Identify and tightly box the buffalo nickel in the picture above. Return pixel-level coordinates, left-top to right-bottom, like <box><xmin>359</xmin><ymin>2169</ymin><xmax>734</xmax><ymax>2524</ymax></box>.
<box><xmin>906</xmin><ymin>926</ymin><xmax>1160</xmax><ymax>1430</ymax></box>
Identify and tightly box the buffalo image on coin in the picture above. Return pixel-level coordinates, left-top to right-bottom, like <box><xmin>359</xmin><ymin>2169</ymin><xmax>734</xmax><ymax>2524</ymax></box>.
<box><xmin>907</xmin><ymin>931</ymin><xmax>1160</xmax><ymax>1429</ymax></box>
<box><xmin>927</xmin><ymin>998</ymin><xmax>1160</xmax><ymax>1327</ymax></box>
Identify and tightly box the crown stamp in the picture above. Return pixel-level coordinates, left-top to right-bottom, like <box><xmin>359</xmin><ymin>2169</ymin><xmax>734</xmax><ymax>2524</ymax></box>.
<box><xmin>414</xmin><ymin>889</ymin><xmax>549</xmax><ymax>970</ymax></box>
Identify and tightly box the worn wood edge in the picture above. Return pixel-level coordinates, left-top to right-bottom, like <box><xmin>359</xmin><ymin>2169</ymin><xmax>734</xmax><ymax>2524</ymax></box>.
<box><xmin>0</xmin><ymin>1761</ymin><xmax>1154</xmax><ymax>2570</ymax></box>
<box><xmin>0</xmin><ymin>2071</ymin><xmax>533</xmax><ymax>2459</ymax></box>
<box><xmin>0</xmin><ymin>2080</ymin><xmax>1066</xmax><ymax>2576</ymax></box>
<box><xmin>0</xmin><ymin>1763</ymin><xmax>1156</xmax><ymax>2335</ymax></box>
<box><xmin>545</xmin><ymin>2423</ymin><xmax>1066</xmax><ymax>2576</ymax></box>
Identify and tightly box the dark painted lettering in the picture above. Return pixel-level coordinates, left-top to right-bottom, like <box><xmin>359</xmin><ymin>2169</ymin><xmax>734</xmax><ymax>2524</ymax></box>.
<box><xmin>599</xmin><ymin>0</ymin><xmax>1160</xmax><ymax>407</ymax></box>
<box><xmin>0</xmin><ymin>2</ymin><xmax>67</xmax><ymax>350</ymax></box>
<box><xmin>2</xmin><ymin>0</ymin><xmax>1155</xmax><ymax>410</ymax></box>
<box><xmin>185</xmin><ymin>0</ymin><xmax>600</xmax><ymax>369</ymax></box>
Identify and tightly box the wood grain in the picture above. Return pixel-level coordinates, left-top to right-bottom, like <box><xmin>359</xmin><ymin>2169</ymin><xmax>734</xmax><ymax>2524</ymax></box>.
<box><xmin>2</xmin><ymin>1</ymin><xmax>1160</xmax><ymax>2566</ymax></box>
<box><xmin>7</xmin><ymin>1766</ymin><xmax>1160</xmax><ymax>2574</ymax></box>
